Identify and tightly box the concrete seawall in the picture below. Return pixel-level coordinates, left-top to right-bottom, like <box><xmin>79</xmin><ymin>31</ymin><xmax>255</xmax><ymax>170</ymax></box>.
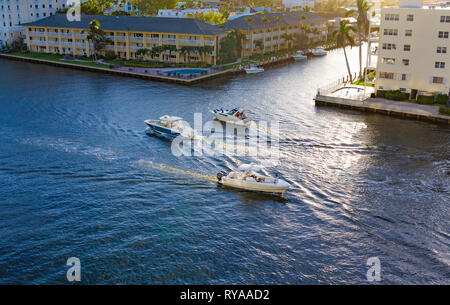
<box><xmin>0</xmin><ymin>53</ymin><xmax>238</xmax><ymax>85</ymax></box>
<box><xmin>315</xmin><ymin>94</ymin><xmax>450</xmax><ymax>125</ymax></box>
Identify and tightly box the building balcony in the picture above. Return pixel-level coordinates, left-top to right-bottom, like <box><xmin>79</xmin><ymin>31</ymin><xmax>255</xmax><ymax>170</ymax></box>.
<box><xmin>130</xmin><ymin>37</ymin><xmax>143</xmax><ymax>42</ymax></box>
<box><xmin>61</xmin><ymin>33</ymin><xmax>72</xmax><ymax>38</ymax></box>
<box><xmin>75</xmin><ymin>34</ymin><xmax>86</xmax><ymax>39</ymax></box>
<box><xmin>47</xmin><ymin>32</ymin><xmax>58</xmax><ymax>37</ymax></box>
<box><xmin>146</xmin><ymin>37</ymin><xmax>160</xmax><ymax>43</ymax></box>
<box><xmin>179</xmin><ymin>39</ymin><xmax>201</xmax><ymax>45</ymax></box>
<box><xmin>117</xmin><ymin>46</ymin><xmax>127</xmax><ymax>51</ymax></box>
<box><xmin>253</xmin><ymin>33</ymin><xmax>263</xmax><ymax>39</ymax></box>
<box><xmin>61</xmin><ymin>42</ymin><xmax>73</xmax><ymax>47</ymax></box>
<box><xmin>105</xmin><ymin>45</ymin><xmax>115</xmax><ymax>50</ymax></box>
<box><xmin>162</xmin><ymin>38</ymin><xmax>176</xmax><ymax>44</ymax></box>
<box><xmin>205</xmin><ymin>40</ymin><xmax>215</xmax><ymax>46</ymax></box>
<box><xmin>48</xmin><ymin>41</ymin><xmax>59</xmax><ymax>46</ymax></box>
<box><xmin>29</xmin><ymin>31</ymin><xmax>45</xmax><ymax>36</ymax></box>
<box><xmin>115</xmin><ymin>36</ymin><xmax>127</xmax><ymax>41</ymax></box>
<box><xmin>30</xmin><ymin>40</ymin><xmax>46</xmax><ymax>45</ymax></box>
<box><xmin>76</xmin><ymin>43</ymin><xmax>86</xmax><ymax>48</ymax></box>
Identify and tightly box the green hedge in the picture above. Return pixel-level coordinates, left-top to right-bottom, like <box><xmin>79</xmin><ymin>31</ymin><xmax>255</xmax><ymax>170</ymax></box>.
<box><xmin>376</xmin><ymin>90</ymin><xmax>409</xmax><ymax>101</ymax></box>
<box><xmin>435</xmin><ymin>93</ymin><xmax>449</xmax><ymax>105</ymax></box>
<box><xmin>417</xmin><ymin>95</ymin><xmax>435</xmax><ymax>105</ymax></box>
<box><xmin>439</xmin><ymin>106</ymin><xmax>450</xmax><ymax>116</ymax></box>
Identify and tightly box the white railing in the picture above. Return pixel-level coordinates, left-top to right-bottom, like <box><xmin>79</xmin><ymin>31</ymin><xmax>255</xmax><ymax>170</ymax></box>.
<box><xmin>130</xmin><ymin>37</ymin><xmax>143</xmax><ymax>42</ymax></box>
<box><xmin>317</xmin><ymin>78</ymin><xmax>346</xmax><ymax>95</ymax></box>
<box><xmin>30</xmin><ymin>40</ymin><xmax>46</xmax><ymax>45</ymax></box>
<box><xmin>76</xmin><ymin>43</ymin><xmax>86</xmax><ymax>47</ymax></box>
<box><xmin>105</xmin><ymin>45</ymin><xmax>115</xmax><ymax>50</ymax></box>
<box><xmin>47</xmin><ymin>32</ymin><xmax>58</xmax><ymax>37</ymax></box>
<box><xmin>205</xmin><ymin>40</ymin><xmax>215</xmax><ymax>46</ymax></box>
<box><xmin>115</xmin><ymin>36</ymin><xmax>126</xmax><ymax>41</ymax></box>
<box><xmin>29</xmin><ymin>31</ymin><xmax>45</xmax><ymax>36</ymax></box>
<box><xmin>75</xmin><ymin>34</ymin><xmax>86</xmax><ymax>39</ymax></box>
<box><xmin>146</xmin><ymin>37</ymin><xmax>160</xmax><ymax>43</ymax></box>
<box><xmin>61</xmin><ymin>33</ymin><xmax>72</xmax><ymax>37</ymax></box>
<box><xmin>48</xmin><ymin>41</ymin><xmax>59</xmax><ymax>45</ymax></box>
<box><xmin>253</xmin><ymin>33</ymin><xmax>263</xmax><ymax>39</ymax></box>
<box><xmin>117</xmin><ymin>46</ymin><xmax>126</xmax><ymax>51</ymax></box>
<box><xmin>179</xmin><ymin>39</ymin><xmax>201</xmax><ymax>45</ymax></box>
<box><xmin>162</xmin><ymin>38</ymin><xmax>176</xmax><ymax>43</ymax></box>
<box><xmin>61</xmin><ymin>42</ymin><xmax>73</xmax><ymax>47</ymax></box>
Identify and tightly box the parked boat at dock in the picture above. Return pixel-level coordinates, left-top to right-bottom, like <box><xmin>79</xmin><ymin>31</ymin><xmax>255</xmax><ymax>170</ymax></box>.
<box><xmin>293</xmin><ymin>50</ymin><xmax>307</xmax><ymax>61</ymax></box>
<box><xmin>312</xmin><ymin>48</ymin><xmax>327</xmax><ymax>56</ymax></box>
<box><xmin>245</xmin><ymin>65</ymin><xmax>264</xmax><ymax>74</ymax></box>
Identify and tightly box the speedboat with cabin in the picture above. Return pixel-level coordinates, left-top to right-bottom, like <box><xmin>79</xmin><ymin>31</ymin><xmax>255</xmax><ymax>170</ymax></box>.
<box><xmin>217</xmin><ymin>164</ymin><xmax>290</xmax><ymax>195</ymax></box>
<box><xmin>244</xmin><ymin>65</ymin><xmax>264</xmax><ymax>74</ymax></box>
<box><xmin>293</xmin><ymin>50</ymin><xmax>307</xmax><ymax>61</ymax></box>
<box><xmin>212</xmin><ymin>108</ymin><xmax>251</xmax><ymax>127</ymax></box>
<box><xmin>311</xmin><ymin>47</ymin><xmax>327</xmax><ymax>56</ymax></box>
<box><xmin>145</xmin><ymin>115</ymin><xmax>195</xmax><ymax>138</ymax></box>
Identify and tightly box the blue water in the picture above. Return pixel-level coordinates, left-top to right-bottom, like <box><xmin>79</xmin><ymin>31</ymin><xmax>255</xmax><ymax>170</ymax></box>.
<box><xmin>165</xmin><ymin>69</ymin><xmax>207</xmax><ymax>75</ymax></box>
<box><xmin>0</xmin><ymin>46</ymin><xmax>449</xmax><ymax>284</ymax></box>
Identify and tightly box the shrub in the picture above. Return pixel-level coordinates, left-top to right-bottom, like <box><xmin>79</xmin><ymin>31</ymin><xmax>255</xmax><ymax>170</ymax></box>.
<box><xmin>377</xmin><ymin>90</ymin><xmax>408</xmax><ymax>100</ymax></box>
<box><xmin>376</xmin><ymin>90</ymin><xmax>386</xmax><ymax>98</ymax></box>
<box><xmin>439</xmin><ymin>106</ymin><xmax>450</xmax><ymax>116</ymax></box>
<box><xmin>104</xmin><ymin>51</ymin><xmax>116</xmax><ymax>60</ymax></box>
<box><xmin>417</xmin><ymin>95</ymin><xmax>435</xmax><ymax>105</ymax></box>
<box><xmin>435</xmin><ymin>93</ymin><xmax>448</xmax><ymax>105</ymax></box>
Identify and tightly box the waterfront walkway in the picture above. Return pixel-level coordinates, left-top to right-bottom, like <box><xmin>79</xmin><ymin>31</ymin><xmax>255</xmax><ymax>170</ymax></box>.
<box><xmin>315</xmin><ymin>85</ymin><xmax>450</xmax><ymax>124</ymax></box>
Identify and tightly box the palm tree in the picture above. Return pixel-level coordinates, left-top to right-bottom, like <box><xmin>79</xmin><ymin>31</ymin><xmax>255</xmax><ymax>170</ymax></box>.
<box><xmin>87</xmin><ymin>19</ymin><xmax>108</xmax><ymax>61</ymax></box>
<box><xmin>347</xmin><ymin>0</ymin><xmax>372</xmax><ymax>78</ymax></box>
<box><xmin>254</xmin><ymin>39</ymin><xmax>263</xmax><ymax>55</ymax></box>
<box><xmin>332</xmin><ymin>20</ymin><xmax>356</xmax><ymax>82</ymax></box>
<box><xmin>135</xmin><ymin>48</ymin><xmax>150</xmax><ymax>61</ymax></box>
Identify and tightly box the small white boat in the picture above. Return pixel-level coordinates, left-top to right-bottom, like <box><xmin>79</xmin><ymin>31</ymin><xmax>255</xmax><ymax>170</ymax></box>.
<box><xmin>212</xmin><ymin>108</ymin><xmax>251</xmax><ymax>127</ymax></box>
<box><xmin>293</xmin><ymin>50</ymin><xmax>307</xmax><ymax>61</ymax></box>
<box><xmin>245</xmin><ymin>65</ymin><xmax>264</xmax><ymax>74</ymax></box>
<box><xmin>217</xmin><ymin>164</ymin><xmax>290</xmax><ymax>195</ymax></box>
<box><xmin>312</xmin><ymin>48</ymin><xmax>327</xmax><ymax>56</ymax></box>
<box><xmin>145</xmin><ymin>115</ymin><xmax>195</xmax><ymax>138</ymax></box>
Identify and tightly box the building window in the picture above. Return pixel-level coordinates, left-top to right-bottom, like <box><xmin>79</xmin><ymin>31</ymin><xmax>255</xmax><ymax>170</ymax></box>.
<box><xmin>438</xmin><ymin>31</ymin><xmax>449</xmax><ymax>38</ymax></box>
<box><xmin>404</xmin><ymin>44</ymin><xmax>411</xmax><ymax>51</ymax></box>
<box><xmin>405</xmin><ymin>29</ymin><xmax>412</xmax><ymax>37</ymax></box>
<box><xmin>403</xmin><ymin>59</ymin><xmax>409</xmax><ymax>66</ymax></box>
<box><xmin>400</xmin><ymin>74</ymin><xmax>408</xmax><ymax>81</ymax></box>
<box><xmin>385</xmin><ymin>14</ymin><xmax>399</xmax><ymax>21</ymax></box>
<box><xmin>382</xmin><ymin>43</ymin><xmax>396</xmax><ymax>50</ymax></box>
<box><xmin>432</xmin><ymin>77</ymin><xmax>445</xmax><ymax>84</ymax></box>
<box><xmin>379</xmin><ymin>72</ymin><xmax>395</xmax><ymax>79</ymax></box>
<box><xmin>383</xmin><ymin>28</ymin><xmax>398</xmax><ymax>36</ymax></box>
<box><xmin>437</xmin><ymin>47</ymin><xmax>447</xmax><ymax>53</ymax></box>
<box><xmin>440</xmin><ymin>16</ymin><xmax>450</xmax><ymax>23</ymax></box>
<box><xmin>407</xmin><ymin>14</ymin><xmax>414</xmax><ymax>21</ymax></box>
<box><xmin>435</xmin><ymin>61</ymin><xmax>445</xmax><ymax>68</ymax></box>
<box><xmin>382</xmin><ymin>58</ymin><xmax>395</xmax><ymax>64</ymax></box>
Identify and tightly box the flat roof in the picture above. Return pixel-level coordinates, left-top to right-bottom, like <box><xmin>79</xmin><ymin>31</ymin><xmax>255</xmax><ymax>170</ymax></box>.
<box><xmin>24</xmin><ymin>14</ymin><xmax>228</xmax><ymax>36</ymax></box>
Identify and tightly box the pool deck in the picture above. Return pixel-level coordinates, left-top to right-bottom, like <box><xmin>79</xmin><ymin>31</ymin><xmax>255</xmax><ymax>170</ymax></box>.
<box><xmin>315</xmin><ymin>85</ymin><xmax>450</xmax><ymax>124</ymax></box>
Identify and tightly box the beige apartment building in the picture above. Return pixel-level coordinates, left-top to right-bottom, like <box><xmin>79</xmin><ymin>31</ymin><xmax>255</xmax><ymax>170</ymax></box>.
<box><xmin>24</xmin><ymin>14</ymin><xmax>225</xmax><ymax>65</ymax></box>
<box><xmin>223</xmin><ymin>11</ymin><xmax>328</xmax><ymax>57</ymax></box>
<box><xmin>375</xmin><ymin>0</ymin><xmax>450</xmax><ymax>98</ymax></box>
<box><xmin>0</xmin><ymin>0</ymin><xmax>70</xmax><ymax>48</ymax></box>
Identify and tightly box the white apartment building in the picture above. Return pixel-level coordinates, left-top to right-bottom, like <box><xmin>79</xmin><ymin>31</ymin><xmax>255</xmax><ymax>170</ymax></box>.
<box><xmin>0</xmin><ymin>0</ymin><xmax>69</xmax><ymax>48</ymax></box>
<box><xmin>375</xmin><ymin>0</ymin><xmax>450</xmax><ymax>98</ymax></box>
<box><xmin>157</xmin><ymin>8</ymin><xmax>219</xmax><ymax>18</ymax></box>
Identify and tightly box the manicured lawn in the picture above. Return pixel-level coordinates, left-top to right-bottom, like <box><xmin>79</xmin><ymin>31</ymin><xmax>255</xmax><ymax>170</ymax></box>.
<box><xmin>103</xmin><ymin>58</ymin><xmax>210</xmax><ymax>69</ymax></box>
<box><xmin>7</xmin><ymin>51</ymin><xmax>111</xmax><ymax>68</ymax></box>
<box><xmin>352</xmin><ymin>78</ymin><xmax>374</xmax><ymax>87</ymax></box>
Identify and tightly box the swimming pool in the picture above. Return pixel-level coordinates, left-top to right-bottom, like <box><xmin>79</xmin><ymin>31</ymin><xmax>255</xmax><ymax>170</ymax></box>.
<box><xmin>164</xmin><ymin>69</ymin><xmax>208</xmax><ymax>75</ymax></box>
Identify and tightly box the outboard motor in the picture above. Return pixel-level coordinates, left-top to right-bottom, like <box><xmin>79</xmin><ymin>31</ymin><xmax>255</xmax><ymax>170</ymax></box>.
<box><xmin>217</xmin><ymin>170</ymin><xmax>228</xmax><ymax>181</ymax></box>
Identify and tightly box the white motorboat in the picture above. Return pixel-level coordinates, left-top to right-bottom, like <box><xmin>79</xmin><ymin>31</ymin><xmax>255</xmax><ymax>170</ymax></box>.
<box><xmin>217</xmin><ymin>164</ymin><xmax>290</xmax><ymax>195</ymax></box>
<box><xmin>245</xmin><ymin>65</ymin><xmax>264</xmax><ymax>74</ymax></box>
<box><xmin>145</xmin><ymin>115</ymin><xmax>195</xmax><ymax>138</ymax></box>
<box><xmin>293</xmin><ymin>50</ymin><xmax>307</xmax><ymax>61</ymax></box>
<box><xmin>311</xmin><ymin>48</ymin><xmax>327</xmax><ymax>56</ymax></box>
<box><xmin>212</xmin><ymin>108</ymin><xmax>251</xmax><ymax>127</ymax></box>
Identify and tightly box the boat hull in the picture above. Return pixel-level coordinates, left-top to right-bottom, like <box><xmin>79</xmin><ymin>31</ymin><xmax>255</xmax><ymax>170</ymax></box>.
<box><xmin>219</xmin><ymin>177</ymin><xmax>290</xmax><ymax>194</ymax></box>
<box><xmin>293</xmin><ymin>55</ymin><xmax>307</xmax><ymax>61</ymax></box>
<box><xmin>214</xmin><ymin>114</ymin><xmax>250</xmax><ymax>127</ymax></box>
<box><xmin>145</xmin><ymin>120</ymin><xmax>181</xmax><ymax>137</ymax></box>
<box><xmin>245</xmin><ymin>68</ymin><xmax>264</xmax><ymax>74</ymax></box>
